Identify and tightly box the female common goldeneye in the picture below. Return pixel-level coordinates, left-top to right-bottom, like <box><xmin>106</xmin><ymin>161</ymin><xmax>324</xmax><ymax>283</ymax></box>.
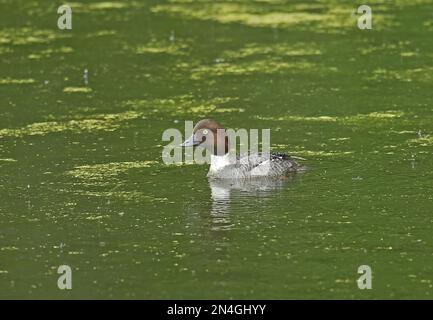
<box><xmin>180</xmin><ymin>119</ymin><xmax>303</xmax><ymax>179</ymax></box>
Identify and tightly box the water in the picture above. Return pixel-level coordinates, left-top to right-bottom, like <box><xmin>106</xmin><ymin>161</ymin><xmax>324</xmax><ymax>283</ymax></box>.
<box><xmin>1</xmin><ymin>0</ymin><xmax>433</xmax><ymax>299</ymax></box>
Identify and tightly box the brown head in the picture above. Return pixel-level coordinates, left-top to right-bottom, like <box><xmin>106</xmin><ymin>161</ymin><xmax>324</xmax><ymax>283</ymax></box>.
<box><xmin>180</xmin><ymin>119</ymin><xmax>229</xmax><ymax>155</ymax></box>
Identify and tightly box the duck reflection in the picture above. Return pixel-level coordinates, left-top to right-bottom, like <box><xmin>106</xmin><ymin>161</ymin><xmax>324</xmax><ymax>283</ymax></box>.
<box><xmin>208</xmin><ymin>175</ymin><xmax>295</xmax><ymax>232</ymax></box>
<box><xmin>181</xmin><ymin>175</ymin><xmax>300</xmax><ymax>264</ymax></box>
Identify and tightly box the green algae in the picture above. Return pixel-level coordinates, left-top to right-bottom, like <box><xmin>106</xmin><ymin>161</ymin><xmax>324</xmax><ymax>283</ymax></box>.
<box><xmin>409</xmin><ymin>135</ymin><xmax>433</xmax><ymax>147</ymax></box>
<box><xmin>2</xmin><ymin>0</ymin><xmax>433</xmax><ymax>301</ymax></box>
<box><xmin>63</xmin><ymin>87</ymin><xmax>93</xmax><ymax>93</ymax></box>
<box><xmin>0</xmin><ymin>47</ymin><xmax>12</xmax><ymax>55</ymax></box>
<box><xmin>0</xmin><ymin>78</ymin><xmax>36</xmax><ymax>85</ymax></box>
<box><xmin>66</xmin><ymin>161</ymin><xmax>166</xmax><ymax>202</ymax></box>
<box><xmin>151</xmin><ymin>2</ymin><xmax>396</xmax><ymax>32</ymax></box>
<box><xmin>77</xmin><ymin>191</ymin><xmax>168</xmax><ymax>202</ymax></box>
<box><xmin>122</xmin><ymin>95</ymin><xmax>242</xmax><ymax>117</ymax></box>
<box><xmin>86</xmin><ymin>30</ymin><xmax>117</xmax><ymax>38</ymax></box>
<box><xmin>257</xmin><ymin>115</ymin><xmax>338</xmax><ymax>122</ymax></box>
<box><xmin>28</xmin><ymin>47</ymin><xmax>73</xmax><ymax>60</ymax></box>
<box><xmin>191</xmin><ymin>59</ymin><xmax>318</xmax><ymax>79</ymax></box>
<box><xmin>67</xmin><ymin>1</ymin><xmax>141</xmax><ymax>12</ymax></box>
<box><xmin>368</xmin><ymin>67</ymin><xmax>433</xmax><ymax>83</ymax></box>
<box><xmin>221</xmin><ymin>42</ymin><xmax>322</xmax><ymax>60</ymax></box>
<box><xmin>0</xmin><ymin>28</ymin><xmax>69</xmax><ymax>46</ymax></box>
<box><xmin>255</xmin><ymin>111</ymin><xmax>405</xmax><ymax>124</ymax></box>
<box><xmin>67</xmin><ymin>161</ymin><xmax>158</xmax><ymax>181</ymax></box>
<box><xmin>271</xmin><ymin>144</ymin><xmax>353</xmax><ymax>158</ymax></box>
<box><xmin>0</xmin><ymin>111</ymin><xmax>142</xmax><ymax>139</ymax></box>
<box><xmin>359</xmin><ymin>41</ymin><xmax>412</xmax><ymax>56</ymax></box>
<box><xmin>134</xmin><ymin>38</ymin><xmax>190</xmax><ymax>56</ymax></box>
<box><xmin>186</xmin><ymin>41</ymin><xmax>329</xmax><ymax>79</ymax></box>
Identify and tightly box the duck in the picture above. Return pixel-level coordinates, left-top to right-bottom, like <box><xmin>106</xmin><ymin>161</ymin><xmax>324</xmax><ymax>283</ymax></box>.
<box><xmin>180</xmin><ymin>119</ymin><xmax>304</xmax><ymax>179</ymax></box>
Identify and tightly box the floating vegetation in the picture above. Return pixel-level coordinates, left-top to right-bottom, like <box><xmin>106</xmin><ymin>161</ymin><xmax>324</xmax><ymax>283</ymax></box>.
<box><xmin>66</xmin><ymin>161</ymin><xmax>167</xmax><ymax>201</ymax></box>
<box><xmin>221</xmin><ymin>42</ymin><xmax>322</xmax><ymax>60</ymax></box>
<box><xmin>0</xmin><ymin>47</ymin><xmax>12</xmax><ymax>55</ymax></box>
<box><xmin>185</xmin><ymin>41</ymin><xmax>328</xmax><ymax>79</ymax></box>
<box><xmin>400</xmin><ymin>52</ymin><xmax>418</xmax><ymax>57</ymax></box>
<box><xmin>123</xmin><ymin>95</ymin><xmax>242</xmax><ymax>117</ymax></box>
<box><xmin>28</xmin><ymin>47</ymin><xmax>73</xmax><ymax>60</ymax></box>
<box><xmin>270</xmin><ymin>145</ymin><xmax>353</xmax><ymax>158</ymax></box>
<box><xmin>360</xmin><ymin>41</ymin><xmax>411</xmax><ymax>56</ymax></box>
<box><xmin>355</xmin><ymin>111</ymin><xmax>405</xmax><ymax>119</ymax></box>
<box><xmin>289</xmin><ymin>150</ymin><xmax>354</xmax><ymax>157</ymax></box>
<box><xmin>190</xmin><ymin>59</ymin><xmax>318</xmax><ymax>79</ymax></box>
<box><xmin>0</xmin><ymin>111</ymin><xmax>142</xmax><ymax>139</ymax></box>
<box><xmin>367</xmin><ymin>67</ymin><xmax>433</xmax><ymax>83</ymax></box>
<box><xmin>67</xmin><ymin>161</ymin><xmax>158</xmax><ymax>181</ymax></box>
<box><xmin>134</xmin><ymin>38</ymin><xmax>190</xmax><ymax>56</ymax></box>
<box><xmin>85</xmin><ymin>2</ymin><xmax>128</xmax><ymax>10</ymax></box>
<box><xmin>255</xmin><ymin>111</ymin><xmax>405</xmax><ymax>124</ymax></box>
<box><xmin>0</xmin><ymin>246</ymin><xmax>18</xmax><ymax>251</ymax></box>
<box><xmin>85</xmin><ymin>214</ymin><xmax>111</xmax><ymax>221</ymax></box>
<box><xmin>152</xmin><ymin>3</ymin><xmax>322</xmax><ymax>28</ymax></box>
<box><xmin>404</xmin><ymin>68</ymin><xmax>433</xmax><ymax>83</ymax></box>
<box><xmin>77</xmin><ymin>191</ymin><xmax>169</xmax><ymax>202</ymax></box>
<box><xmin>392</xmin><ymin>130</ymin><xmax>417</xmax><ymax>135</ymax></box>
<box><xmin>0</xmin><ymin>78</ymin><xmax>36</xmax><ymax>85</ymax></box>
<box><xmin>0</xmin><ymin>28</ymin><xmax>69</xmax><ymax>46</ymax></box>
<box><xmin>424</xmin><ymin>20</ymin><xmax>433</xmax><ymax>31</ymax></box>
<box><xmin>67</xmin><ymin>1</ymin><xmax>141</xmax><ymax>12</ymax></box>
<box><xmin>329</xmin><ymin>137</ymin><xmax>351</xmax><ymax>141</ymax></box>
<box><xmin>258</xmin><ymin>115</ymin><xmax>338</xmax><ymax>122</ymax></box>
<box><xmin>409</xmin><ymin>135</ymin><xmax>433</xmax><ymax>147</ymax></box>
<box><xmin>151</xmin><ymin>2</ymin><xmax>396</xmax><ymax>33</ymax></box>
<box><xmin>63</xmin><ymin>87</ymin><xmax>93</xmax><ymax>93</ymax></box>
<box><xmin>86</xmin><ymin>30</ymin><xmax>117</xmax><ymax>38</ymax></box>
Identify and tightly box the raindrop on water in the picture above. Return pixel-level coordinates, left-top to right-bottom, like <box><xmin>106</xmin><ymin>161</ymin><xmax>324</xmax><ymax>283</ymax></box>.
<box><xmin>83</xmin><ymin>68</ymin><xmax>89</xmax><ymax>86</ymax></box>
<box><xmin>169</xmin><ymin>30</ymin><xmax>175</xmax><ymax>42</ymax></box>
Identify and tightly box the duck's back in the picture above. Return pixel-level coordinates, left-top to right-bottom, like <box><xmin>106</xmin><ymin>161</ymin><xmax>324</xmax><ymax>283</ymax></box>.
<box><xmin>208</xmin><ymin>152</ymin><xmax>301</xmax><ymax>179</ymax></box>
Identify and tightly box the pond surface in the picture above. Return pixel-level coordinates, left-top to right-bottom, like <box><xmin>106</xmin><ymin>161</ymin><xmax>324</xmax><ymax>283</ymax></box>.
<box><xmin>1</xmin><ymin>0</ymin><xmax>433</xmax><ymax>299</ymax></box>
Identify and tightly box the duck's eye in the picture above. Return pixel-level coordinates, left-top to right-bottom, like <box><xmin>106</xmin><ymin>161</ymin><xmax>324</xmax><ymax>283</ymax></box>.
<box><xmin>203</xmin><ymin>129</ymin><xmax>209</xmax><ymax>135</ymax></box>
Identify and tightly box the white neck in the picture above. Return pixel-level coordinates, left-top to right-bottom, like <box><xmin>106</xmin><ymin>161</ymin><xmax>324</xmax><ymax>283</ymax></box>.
<box><xmin>209</xmin><ymin>153</ymin><xmax>232</xmax><ymax>173</ymax></box>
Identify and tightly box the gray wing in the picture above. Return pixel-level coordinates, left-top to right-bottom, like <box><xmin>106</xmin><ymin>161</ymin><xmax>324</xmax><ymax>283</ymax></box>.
<box><xmin>238</xmin><ymin>152</ymin><xmax>299</xmax><ymax>177</ymax></box>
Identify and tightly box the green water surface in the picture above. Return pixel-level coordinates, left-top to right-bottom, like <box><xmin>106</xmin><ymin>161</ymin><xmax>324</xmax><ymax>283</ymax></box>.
<box><xmin>1</xmin><ymin>0</ymin><xmax>433</xmax><ymax>299</ymax></box>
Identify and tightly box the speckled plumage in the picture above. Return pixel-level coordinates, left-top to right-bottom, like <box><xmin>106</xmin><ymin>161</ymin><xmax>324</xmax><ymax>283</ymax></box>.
<box><xmin>207</xmin><ymin>152</ymin><xmax>302</xmax><ymax>179</ymax></box>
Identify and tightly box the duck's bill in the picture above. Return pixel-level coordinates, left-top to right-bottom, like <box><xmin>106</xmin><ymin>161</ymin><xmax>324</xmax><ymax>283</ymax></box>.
<box><xmin>180</xmin><ymin>135</ymin><xmax>200</xmax><ymax>147</ymax></box>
